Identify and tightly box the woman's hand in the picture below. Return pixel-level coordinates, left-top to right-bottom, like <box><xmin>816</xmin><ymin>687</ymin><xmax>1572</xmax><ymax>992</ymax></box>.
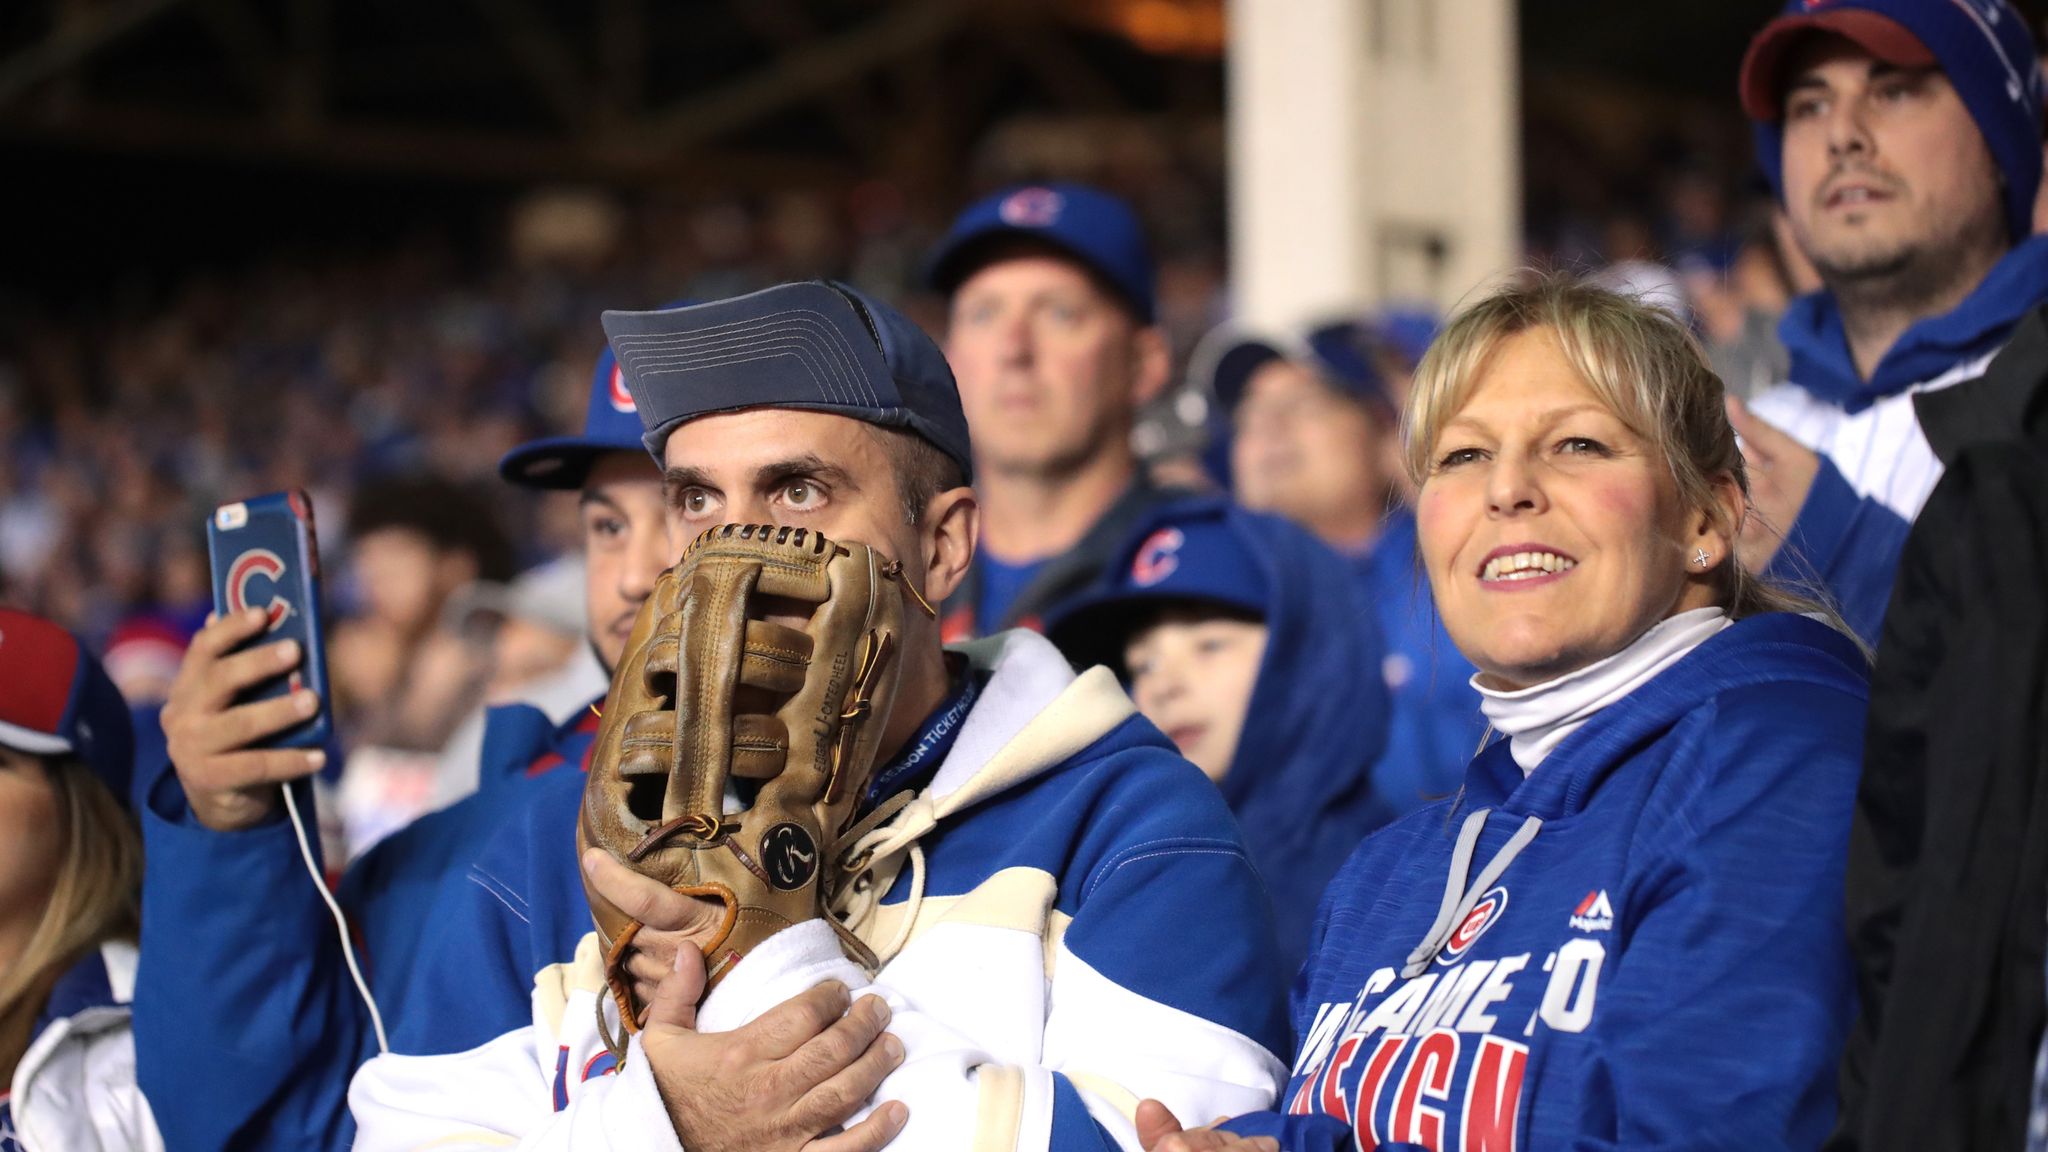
<box><xmin>1136</xmin><ymin>1099</ymin><xmax>1277</xmax><ymax>1152</ymax></box>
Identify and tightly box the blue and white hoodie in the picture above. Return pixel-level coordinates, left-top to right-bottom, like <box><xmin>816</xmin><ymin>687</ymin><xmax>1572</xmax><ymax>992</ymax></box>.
<box><xmin>1221</xmin><ymin>612</ymin><xmax>1866</xmax><ymax>1151</ymax></box>
<box><xmin>1752</xmin><ymin>235</ymin><xmax>2048</xmax><ymax>642</ymax></box>
<box><xmin>3</xmin><ymin>943</ymin><xmax>160</xmax><ymax>1152</ymax></box>
<box><xmin>349</xmin><ymin>630</ymin><xmax>1292</xmax><ymax>1151</ymax></box>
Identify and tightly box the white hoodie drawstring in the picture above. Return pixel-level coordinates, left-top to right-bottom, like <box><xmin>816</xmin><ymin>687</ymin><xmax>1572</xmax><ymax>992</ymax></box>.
<box><xmin>829</xmin><ymin>791</ymin><xmax>938</xmax><ymax>965</ymax></box>
<box><xmin>1403</xmin><ymin>808</ymin><xmax>1544</xmax><ymax>978</ymax></box>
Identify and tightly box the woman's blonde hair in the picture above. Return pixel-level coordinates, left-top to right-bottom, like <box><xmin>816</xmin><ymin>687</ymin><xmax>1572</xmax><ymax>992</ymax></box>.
<box><xmin>1402</xmin><ymin>274</ymin><xmax>1834</xmax><ymax>625</ymax></box>
<box><xmin>0</xmin><ymin>756</ymin><xmax>142</xmax><ymax>1072</ymax></box>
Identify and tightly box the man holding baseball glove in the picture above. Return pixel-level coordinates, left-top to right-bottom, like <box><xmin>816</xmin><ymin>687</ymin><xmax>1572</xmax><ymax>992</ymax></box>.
<box><xmin>348</xmin><ymin>281</ymin><xmax>1290</xmax><ymax>1152</ymax></box>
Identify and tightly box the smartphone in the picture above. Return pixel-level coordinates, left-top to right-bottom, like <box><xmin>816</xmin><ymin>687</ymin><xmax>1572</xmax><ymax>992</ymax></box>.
<box><xmin>206</xmin><ymin>489</ymin><xmax>333</xmax><ymax>749</ymax></box>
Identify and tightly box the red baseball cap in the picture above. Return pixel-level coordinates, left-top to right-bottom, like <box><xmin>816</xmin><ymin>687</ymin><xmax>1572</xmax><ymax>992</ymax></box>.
<box><xmin>0</xmin><ymin>608</ymin><xmax>135</xmax><ymax>807</ymax></box>
<box><xmin>1739</xmin><ymin>7</ymin><xmax>1937</xmax><ymax>122</ymax></box>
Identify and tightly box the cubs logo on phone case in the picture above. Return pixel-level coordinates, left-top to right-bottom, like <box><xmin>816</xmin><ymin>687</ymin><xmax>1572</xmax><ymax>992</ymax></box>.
<box><xmin>206</xmin><ymin>489</ymin><xmax>332</xmax><ymax>749</ymax></box>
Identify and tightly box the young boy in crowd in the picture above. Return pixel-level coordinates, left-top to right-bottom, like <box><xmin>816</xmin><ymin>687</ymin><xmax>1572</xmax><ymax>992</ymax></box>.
<box><xmin>1046</xmin><ymin>495</ymin><xmax>1392</xmax><ymax>972</ymax></box>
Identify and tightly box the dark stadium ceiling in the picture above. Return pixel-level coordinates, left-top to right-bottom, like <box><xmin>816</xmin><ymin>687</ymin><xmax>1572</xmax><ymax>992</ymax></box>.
<box><xmin>0</xmin><ymin>0</ymin><xmax>1229</xmax><ymax>185</ymax></box>
<box><xmin>2</xmin><ymin>0</ymin><xmax>2041</xmax><ymax>186</ymax></box>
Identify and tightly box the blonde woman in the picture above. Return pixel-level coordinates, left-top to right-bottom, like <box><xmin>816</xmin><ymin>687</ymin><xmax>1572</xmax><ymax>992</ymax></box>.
<box><xmin>1142</xmin><ymin>279</ymin><xmax>1865</xmax><ymax>1152</ymax></box>
<box><xmin>0</xmin><ymin>608</ymin><xmax>158</xmax><ymax>1150</ymax></box>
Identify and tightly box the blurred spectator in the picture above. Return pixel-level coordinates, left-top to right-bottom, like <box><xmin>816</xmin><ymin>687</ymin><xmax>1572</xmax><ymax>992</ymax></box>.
<box><xmin>925</xmin><ymin>183</ymin><xmax>1182</xmax><ymax>638</ymax></box>
<box><xmin>425</xmin><ymin>553</ymin><xmax>605</xmax><ymax>811</ymax></box>
<box><xmin>331</xmin><ymin>473</ymin><xmax>516</xmax><ymax>753</ymax></box>
<box><xmin>328</xmin><ymin>474</ymin><xmax>514</xmax><ymax>854</ymax></box>
<box><xmin>1730</xmin><ymin>0</ymin><xmax>2048</xmax><ymax>645</ymax></box>
<box><xmin>1195</xmin><ymin>318</ymin><xmax>1485</xmax><ymax>816</ymax></box>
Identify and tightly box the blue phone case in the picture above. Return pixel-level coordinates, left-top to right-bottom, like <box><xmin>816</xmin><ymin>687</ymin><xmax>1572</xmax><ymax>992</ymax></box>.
<box><xmin>206</xmin><ymin>489</ymin><xmax>332</xmax><ymax>749</ymax></box>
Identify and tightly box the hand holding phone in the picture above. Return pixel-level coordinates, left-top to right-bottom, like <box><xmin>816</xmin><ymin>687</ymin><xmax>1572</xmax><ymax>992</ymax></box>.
<box><xmin>160</xmin><ymin>490</ymin><xmax>333</xmax><ymax>831</ymax></box>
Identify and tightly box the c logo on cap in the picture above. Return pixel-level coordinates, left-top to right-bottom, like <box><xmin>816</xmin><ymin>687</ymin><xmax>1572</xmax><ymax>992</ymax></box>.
<box><xmin>608</xmin><ymin>364</ymin><xmax>636</xmax><ymax>413</ymax></box>
<box><xmin>1130</xmin><ymin>528</ymin><xmax>1184</xmax><ymax>588</ymax></box>
<box><xmin>226</xmin><ymin>549</ymin><xmax>294</xmax><ymax>633</ymax></box>
<box><xmin>999</xmin><ymin>187</ymin><xmax>1064</xmax><ymax>228</ymax></box>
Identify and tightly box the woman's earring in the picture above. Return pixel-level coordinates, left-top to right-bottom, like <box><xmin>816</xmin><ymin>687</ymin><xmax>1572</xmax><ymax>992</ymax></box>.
<box><xmin>1692</xmin><ymin>548</ymin><xmax>1711</xmax><ymax>568</ymax></box>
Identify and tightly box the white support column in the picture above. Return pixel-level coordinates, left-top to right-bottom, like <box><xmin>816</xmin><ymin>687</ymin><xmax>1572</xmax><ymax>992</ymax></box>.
<box><xmin>1226</xmin><ymin>0</ymin><xmax>1520</xmax><ymax>330</ymax></box>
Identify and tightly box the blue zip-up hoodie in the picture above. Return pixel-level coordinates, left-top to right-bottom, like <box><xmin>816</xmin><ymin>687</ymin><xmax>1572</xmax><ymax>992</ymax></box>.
<box><xmin>1221</xmin><ymin>612</ymin><xmax>1866</xmax><ymax>1151</ymax></box>
<box><xmin>132</xmin><ymin>701</ymin><xmax>601</xmax><ymax>1151</ymax></box>
<box><xmin>1763</xmin><ymin>236</ymin><xmax>2048</xmax><ymax>643</ymax></box>
<box><xmin>1044</xmin><ymin>496</ymin><xmax>1394</xmax><ymax>975</ymax></box>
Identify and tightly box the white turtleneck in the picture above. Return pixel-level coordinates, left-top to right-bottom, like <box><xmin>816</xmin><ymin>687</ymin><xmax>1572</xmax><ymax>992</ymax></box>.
<box><xmin>1473</xmin><ymin>606</ymin><xmax>1733</xmax><ymax>775</ymax></box>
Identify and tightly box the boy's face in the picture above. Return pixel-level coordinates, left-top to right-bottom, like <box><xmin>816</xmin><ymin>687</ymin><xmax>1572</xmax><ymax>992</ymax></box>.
<box><xmin>1121</xmin><ymin>607</ymin><xmax>1268</xmax><ymax>784</ymax></box>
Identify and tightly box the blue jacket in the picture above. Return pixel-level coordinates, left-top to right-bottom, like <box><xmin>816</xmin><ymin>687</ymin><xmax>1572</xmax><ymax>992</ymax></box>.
<box><xmin>1211</xmin><ymin>501</ymin><xmax>1395</xmax><ymax>975</ymax></box>
<box><xmin>1767</xmin><ymin>236</ymin><xmax>2048</xmax><ymax>643</ymax></box>
<box><xmin>131</xmin><ymin>701</ymin><xmax>600</xmax><ymax>1151</ymax></box>
<box><xmin>386</xmin><ymin>631</ymin><xmax>1292</xmax><ymax>1148</ymax></box>
<box><xmin>1355</xmin><ymin>508</ymin><xmax>1485</xmax><ymax>818</ymax></box>
<box><xmin>1222</xmin><ymin>612</ymin><xmax>1867</xmax><ymax>1150</ymax></box>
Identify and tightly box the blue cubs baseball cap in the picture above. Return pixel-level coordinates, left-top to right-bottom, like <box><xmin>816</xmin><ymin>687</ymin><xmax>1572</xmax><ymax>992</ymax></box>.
<box><xmin>1044</xmin><ymin>497</ymin><xmax>1267</xmax><ymax>674</ymax></box>
<box><xmin>925</xmin><ymin>183</ymin><xmax>1158</xmax><ymax>323</ymax></box>
<box><xmin>1195</xmin><ymin>319</ymin><xmax>1394</xmax><ymax>415</ymax></box>
<box><xmin>1739</xmin><ymin>0</ymin><xmax>2044</xmax><ymax>243</ymax></box>
<box><xmin>0</xmin><ymin>608</ymin><xmax>135</xmax><ymax>810</ymax></box>
<box><xmin>498</xmin><ymin>344</ymin><xmax>653</xmax><ymax>490</ymax></box>
<box><xmin>602</xmin><ymin>281</ymin><xmax>974</xmax><ymax>482</ymax></box>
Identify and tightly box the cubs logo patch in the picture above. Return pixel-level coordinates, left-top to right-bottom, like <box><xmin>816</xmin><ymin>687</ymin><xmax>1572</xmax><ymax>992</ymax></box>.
<box><xmin>225</xmin><ymin>548</ymin><xmax>295</xmax><ymax>633</ymax></box>
<box><xmin>1131</xmin><ymin>527</ymin><xmax>1184</xmax><ymax>587</ymax></box>
<box><xmin>608</xmin><ymin>363</ymin><xmax>635</xmax><ymax>413</ymax></box>
<box><xmin>999</xmin><ymin>187</ymin><xmax>1064</xmax><ymax>228</ymax></box>
<box><xmin>1439</xmin><ymin>885</ymin><xmax>1507</xmax><ymax>964</ymax></box>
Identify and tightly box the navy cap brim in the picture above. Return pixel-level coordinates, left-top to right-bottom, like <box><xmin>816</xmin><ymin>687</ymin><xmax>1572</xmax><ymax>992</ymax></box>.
<box><xmin>925</xmin><ymin>226</ymin><xmax>1153</xmax><ymax>321</ymax></box>
<box><xmin>498</xmin><ymin>435</ymin><xmax>642</xmax><ymax>491</ymax></box>
<box><xmin>1044</xmin><ymin>584</ymin><xmax>1264</xmax><ymax>678</ymax></box>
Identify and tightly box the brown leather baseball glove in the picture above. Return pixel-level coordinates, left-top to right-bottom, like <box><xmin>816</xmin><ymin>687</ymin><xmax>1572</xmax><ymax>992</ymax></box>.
<box><xmin>578</xmin><ymin>523</ymin><xmax>933</xmax><ymax>1047</ymax></box>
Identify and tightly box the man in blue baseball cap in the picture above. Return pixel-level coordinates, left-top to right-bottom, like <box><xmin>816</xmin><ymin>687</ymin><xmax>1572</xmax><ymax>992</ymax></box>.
<box><xmin>135</xmin><ymin>343</ymin><xmax>675</xmax><ymax>1150</ymax></box>
<box><xmin>1195</xmin><ymin>319</ymin><xmax>1484</xmax><ymax>822</ymax></box>
<box><xmin>923</xmin><ymin>182</ymin><xmax>1185</xmax><ymax>641</ymax></box>
<box><xmin>349</xmin><ymin>281</ymin><xmax>1291</xmax><ymax>1152</ymax></box>
<box><xmin>1727</xmin><ymin>0</ymin><xmax>2048</xmax><ymax>644</ymax></box>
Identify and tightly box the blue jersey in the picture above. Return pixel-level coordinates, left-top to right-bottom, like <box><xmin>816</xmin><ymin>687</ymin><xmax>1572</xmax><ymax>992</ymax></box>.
<box><xmin>1223</xmin><ymin>613</ymin><xmax>1866</xmax><ymax>1151</ymax></box>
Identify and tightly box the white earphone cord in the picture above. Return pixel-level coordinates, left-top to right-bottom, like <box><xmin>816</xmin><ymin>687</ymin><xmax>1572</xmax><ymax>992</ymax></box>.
<box><xmin>281</xmin><ymin>781</ymin><xmax>390</xmax><ymax>1054</ymax></box>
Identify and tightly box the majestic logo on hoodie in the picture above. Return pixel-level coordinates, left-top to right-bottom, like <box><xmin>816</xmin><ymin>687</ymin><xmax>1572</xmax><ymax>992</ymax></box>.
<box><xmin>1568</xmin><ymin>890</ymin><xmax>1614</xmax><ymax>932</ymax></box>
<box><xmin>1439</xmin><ymin>886</ymin><xmax>1507</xmax><ymax>964</ymax></box>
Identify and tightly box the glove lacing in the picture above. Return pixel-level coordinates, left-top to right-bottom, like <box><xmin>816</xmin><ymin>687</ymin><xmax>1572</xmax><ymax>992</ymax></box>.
<box><xmin>828</xmin><ymin>789</ymin><xmax>939</xmax><ymax>965</ymax></box>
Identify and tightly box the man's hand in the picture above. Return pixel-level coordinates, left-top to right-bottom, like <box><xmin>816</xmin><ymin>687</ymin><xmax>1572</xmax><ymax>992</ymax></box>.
<box><xmin>641</xmin><ymin>944</ymin><xmax>907</xmax><ymax>1152</ymax></box>
<box><xmin>581</xmin><ymin>848</ymin><xmax>736</xmax><ymax>1014</ymax></box>
<box><xmin>160</xmin><ymin>608</ymin><xmax>326</xmax><ymax>831</ymax></box>
<box><xmin>1137</xmin><ymin>1099</ymin><xmax>1275</xmax><ymax>1152</ymax></box>
<box><xmin>1725</xmin><ymin>397</ymin><xmax>1822</xmax><ymax>572</ymax></box>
